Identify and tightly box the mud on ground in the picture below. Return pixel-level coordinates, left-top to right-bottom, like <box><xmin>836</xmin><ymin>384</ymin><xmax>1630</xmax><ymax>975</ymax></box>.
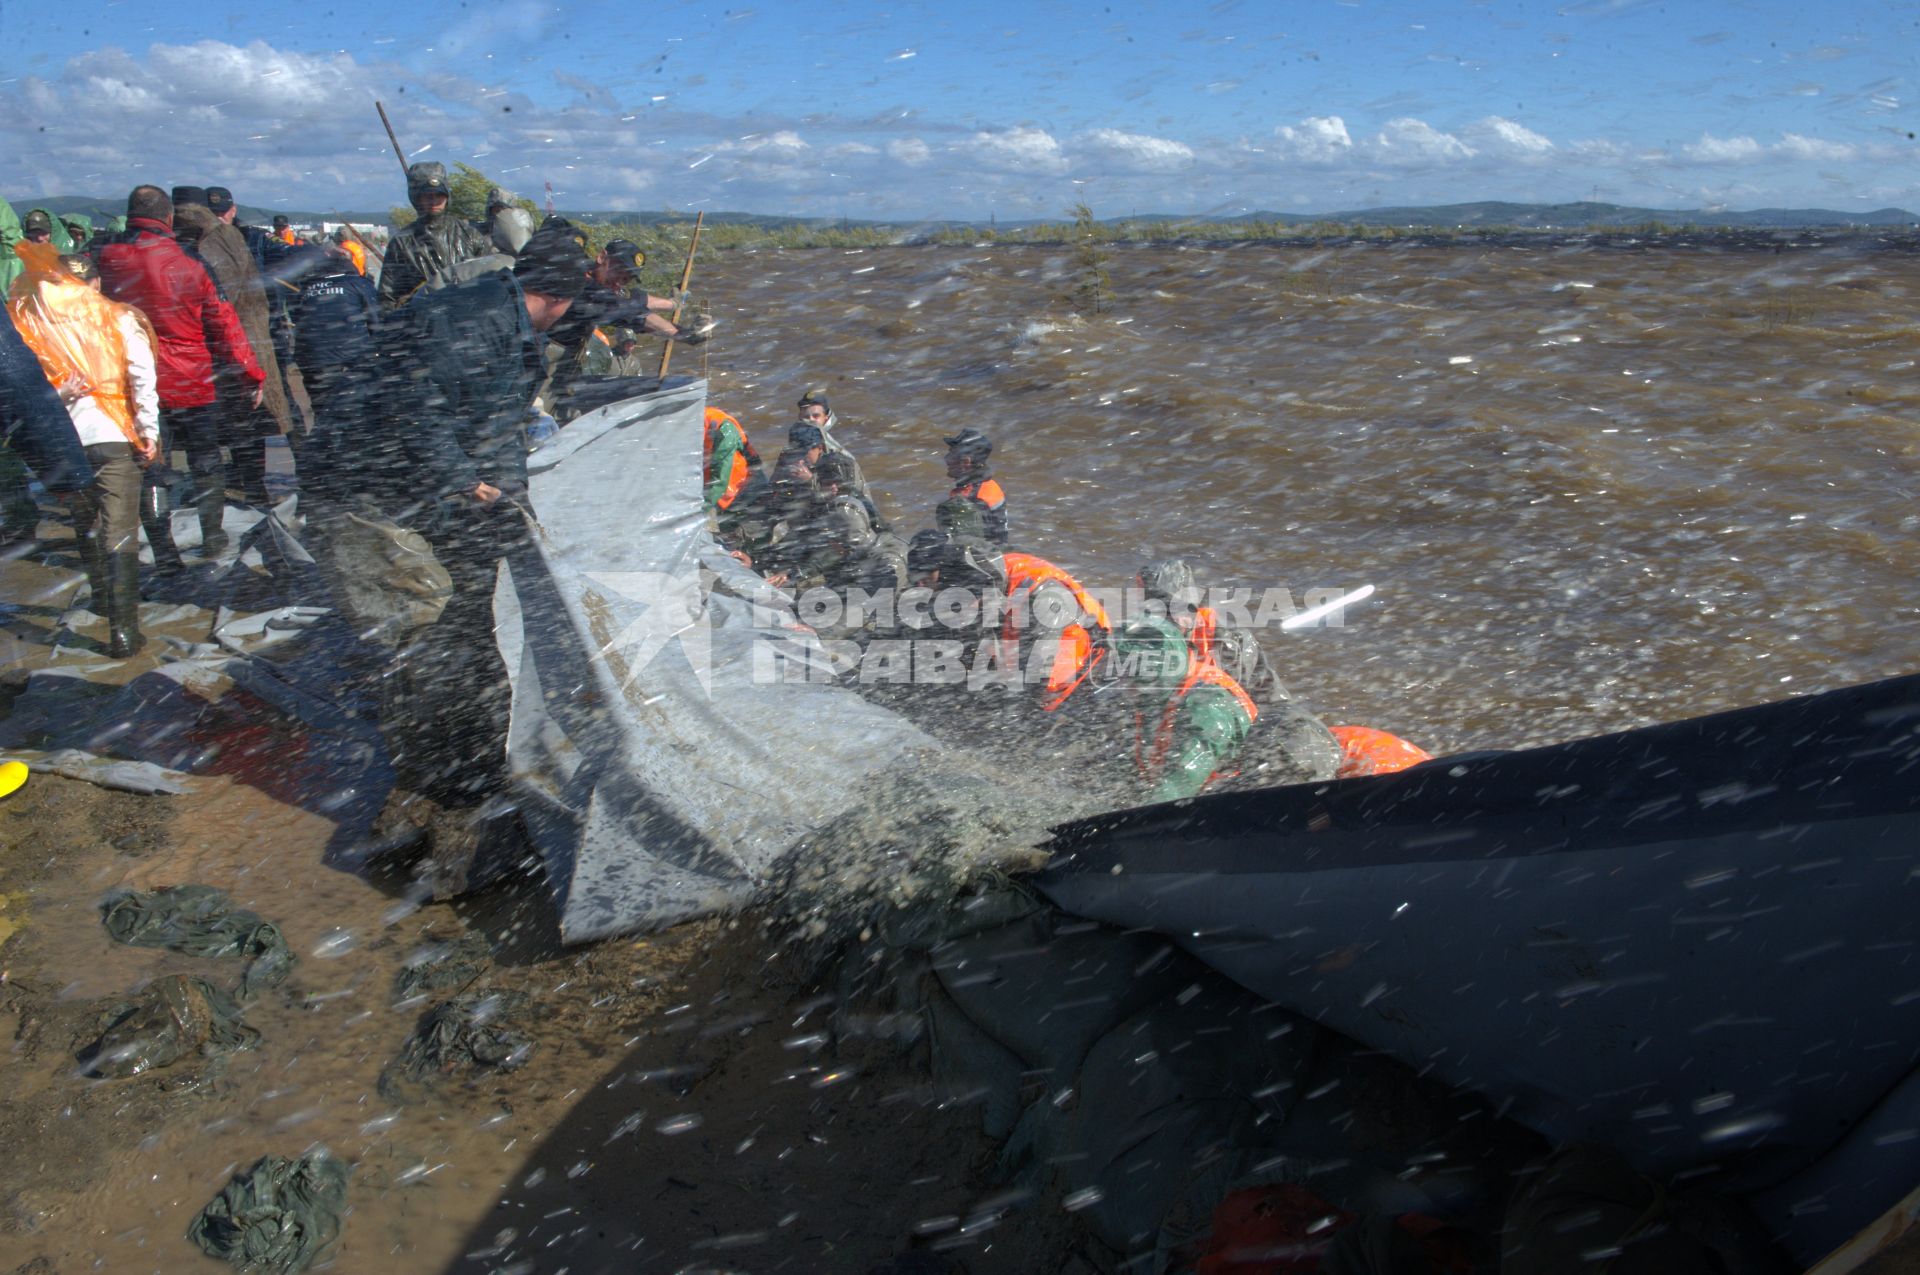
<box><xmin>0</xmin><ymin>773</ymin><xmax>1075</xmax><ymax>1273</ymax></box>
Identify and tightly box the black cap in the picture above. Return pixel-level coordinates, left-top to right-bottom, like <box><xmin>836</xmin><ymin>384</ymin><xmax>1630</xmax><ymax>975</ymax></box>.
<box><xmin>943</xmin><ymin>427</ymin><xmax>992</xmax><ymax>458</ymax></box>
<box><xmin>170</xmin><ymin>185</ymin><xmax>210</xmax><ymax>209</ymax></box>
<box><xmin>1137</xmin><ymin>558</ymin><xmax>1198</xmax><ymax>606</ymax></box>
<box><xmin>512</xmin><ymin>223</ymin><xmax>590</xmax><ymax>300</ymax></box>
<box><xmin>206</xmin><ymin>186</ymin><xmax>235</xmax><ymax>215</ymax></box>
<box><xmin>602</xmin><ymin>239</ymin><xmax>646</xmax><ymax>276</ymax></box>
<box><xmin>797</xmin><ymin>386</ymin><xmax>830</xmax><ymax>412</ymax></box>
<box><xmin>273</xmin><ymin>214</ymin><xmax>291</xmax><ymax>229</ymax></box>
<box><xmin>58</xmin><ymin>253</ymin><xmax>97</xmax><ymax>282</ymax></box>
<box><xmin>788</xmin><ymin>422</ymin><xmax>825</xmax><ymax>450</ymax></box>
<box><xmin>406</xmin><ymin>162</ymin><xmax>449</xmax><ymax>196</ymax></box>
<box><xmin>21</xmin><ymin>209</ymin><xmax>53</xmax><ymax>234</ymax></box>
<box><xmin>907</xmin><ymin>529</ymin><xmax>948</xmax><ymax>576</ymax></box>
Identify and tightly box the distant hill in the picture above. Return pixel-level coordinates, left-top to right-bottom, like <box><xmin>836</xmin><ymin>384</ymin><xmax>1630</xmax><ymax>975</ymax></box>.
<box><xmin>1224</xmin><ymin>201</ymin><xmax>1919</xmax><ymax>230</ymax></box>
<box><xmin>13</xmin><ymin>195</ymin><xmax>1915</xmax><ymax>233</ymax></box>
<box><xmin>16</xmin><ymin>195</ymin><xmax>391</xmax><ymax>226</ymax></box>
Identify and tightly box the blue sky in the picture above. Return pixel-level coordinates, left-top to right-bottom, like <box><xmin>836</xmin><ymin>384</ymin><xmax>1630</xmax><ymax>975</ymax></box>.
<box><xmin>3</xmin><ymin>0</ymin><xmax>1914</xmax><ymax>218</ymax></box>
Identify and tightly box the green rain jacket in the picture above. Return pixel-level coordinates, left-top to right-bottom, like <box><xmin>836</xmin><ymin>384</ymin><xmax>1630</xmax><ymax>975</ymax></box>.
<box><xmin>0</xmin><ymin>199</ymin><xmax>22</xmax><ymax>296</ymax></box>
<box><xmin>1119</xmin><ymin>615</ymin><xmax>1255</xmax><ymax>803</ymax></box>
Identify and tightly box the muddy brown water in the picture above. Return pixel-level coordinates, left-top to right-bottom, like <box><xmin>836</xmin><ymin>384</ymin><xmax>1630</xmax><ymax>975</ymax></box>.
<box><xmin>703</xmin><ymin>239</ymin><xmax>1920</xmax><ymax>753</ymax></box>
<box><xmin>2</xmin><ymin>240</ymin><xmax>1917</xmax><ymax>1273</ymax></box>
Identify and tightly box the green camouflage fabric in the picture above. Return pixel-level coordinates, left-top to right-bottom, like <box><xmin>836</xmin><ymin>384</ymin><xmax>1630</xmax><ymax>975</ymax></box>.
<box><xmin>188</xmin><ymin>1151</ymin><xmax>349</xmax><ymax>1274</ymax></box>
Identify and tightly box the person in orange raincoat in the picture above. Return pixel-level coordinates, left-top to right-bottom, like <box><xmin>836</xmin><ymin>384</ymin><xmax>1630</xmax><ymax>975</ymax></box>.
<box><xmin>9</xmin><ymin>245</ymin><xmax>160</xmax><ymax>656</ymax></box>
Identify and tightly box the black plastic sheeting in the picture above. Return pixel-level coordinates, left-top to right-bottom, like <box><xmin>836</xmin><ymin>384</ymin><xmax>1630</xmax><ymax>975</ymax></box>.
<box><xmin>1039</xmin><ymin>671</ymin><xmax>1920</xmax><ymax>1264</ymax></box>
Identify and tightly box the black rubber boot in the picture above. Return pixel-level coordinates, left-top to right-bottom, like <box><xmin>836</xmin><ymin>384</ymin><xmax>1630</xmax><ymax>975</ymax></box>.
<box><xmin>74</xmin><ymin>522</ymin><xmax>110</xmax><ymax>617</ymax></box>
<box><xmin>107</xmin><ymin>551</ymin><xmax>146</xmax><ymax>658</ymax></box>
<box><xmin>195</xmin><ymin>479</ymin><xmax>229</xmax><ymax>557</ymax></box>
<box><xmin>140</xmin><ymin>484</ymin><xmax>185</xmax><ymax>575</ymax></box>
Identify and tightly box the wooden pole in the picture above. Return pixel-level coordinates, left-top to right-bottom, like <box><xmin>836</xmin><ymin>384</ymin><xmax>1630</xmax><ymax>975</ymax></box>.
<box><xmin>376</xmin><ymin>101</ymin><xmax>409</xmax><ymax>176</ymax></box>
<box><xmin>332</xmin><ymin>216</ymin><xmax>386</xmax><ymax>265</ymax></box>
<box><xmin>658</xmin><ymin>211</ymin><xmax>705</xmax><ymax>379</ymax></box>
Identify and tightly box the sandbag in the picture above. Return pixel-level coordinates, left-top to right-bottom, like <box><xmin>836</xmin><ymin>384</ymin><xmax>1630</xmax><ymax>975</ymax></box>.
<box><xmin>392</xmin><ymin>930</ymin><xmax>494</xmax><ymax>1003</ymax></box>
<box><xmin>101</xmin><ymin>885</ymin><xmax>294</xmax><ymax>996</ymax></box>
<box><xmin>379</xmin><ymin>991</ymin><xmax>534</xmax><ymax>1101</ymax></box>
<box><xmin>83</xmin><ymin>974</ymin><xmax>258</xmax><ymax>1078</ymax></box>
<box><xmin>187</xmin><ymin>1150</ymin><xmax>349</xmax><ymax>1274</ymax></box>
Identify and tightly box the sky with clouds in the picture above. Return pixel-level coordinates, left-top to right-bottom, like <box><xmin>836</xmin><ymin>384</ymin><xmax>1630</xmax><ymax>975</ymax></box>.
<box><xmin>1</xmin><ymin>0</ymin><xmax>1914</xmax><ymax>221</ymax></box>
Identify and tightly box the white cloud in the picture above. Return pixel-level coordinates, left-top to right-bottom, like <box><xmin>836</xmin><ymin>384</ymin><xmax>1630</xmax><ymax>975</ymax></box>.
<box><xmin>961</xmin><ymin>126</ymin><xmax>1068</xmax><ymax>174</ymax></box>
<box><xmin>0</xmin><ymin>37</ymin><xmax>1908</xmax><ymax>221</ymax></box>
<box><xmin>1272</xmin><ymin>116</ymin><xmax>1353</xmax><ymax>162</ymax></box>
<box><xmin>1465</xmin><ymin>116</ymin><xmax>1554</xmax><ymax>157</ymax></box>
<box><xmin>1683</xmin><ymin>134</ymin><xmax>1764</xmax><ymax>163</ymax></box>
<box><xmin>136</xmin><ymin>41</ymin><xmax>367</xmax><ymax>116</ymax></box>
<box><xmin>1775</xmin><ymin>133</ymin><xmax>1856</xmax><ymax>161</ymax></box>
<box><xmin>1076</xmin><ymin>128</ymin><xmax>1194</xmax><ymax>172</ymax></box>
<box><xmin>1368</xmin><ymin>117</ymin><xmax>1475</xmax><ymax>163</ymax></box>
<box><xmin>887</xmin><ymin>138</ymin><xmax>932</xmax><ymax>166</ymax></box>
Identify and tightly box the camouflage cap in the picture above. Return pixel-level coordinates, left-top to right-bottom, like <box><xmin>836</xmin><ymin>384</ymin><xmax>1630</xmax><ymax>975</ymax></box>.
<box><xmin>814</xmin><ymin>452</ymin><xmax>857</xmax><ymax>489</ymax></box>
<box><xmin>20</xmin><ymin>209</ymin><xmax>53</xmax><ymax>233</ymax></box>
<box><xmin>486</xmin><ymin>186</ymin><xmax>516</xmax><ymax>209</ymax></box>
<box><xmin>823</xmin><ymin>499</ymin><xmax>876</xmax><ymax>555</ymax></box>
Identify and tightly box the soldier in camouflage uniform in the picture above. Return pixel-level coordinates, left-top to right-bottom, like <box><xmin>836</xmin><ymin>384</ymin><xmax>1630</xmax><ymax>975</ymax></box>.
<box><xmin>377</xmin><ymin>162</ymin><xmax>495</xmax><ymax>311</ymax></box>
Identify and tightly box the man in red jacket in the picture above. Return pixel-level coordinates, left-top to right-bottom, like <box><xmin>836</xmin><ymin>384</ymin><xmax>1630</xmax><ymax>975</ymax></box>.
<box><xmin>96</xmin><ymin>184</ymin><xmax>264</xmax><ymax>565</ymax></box>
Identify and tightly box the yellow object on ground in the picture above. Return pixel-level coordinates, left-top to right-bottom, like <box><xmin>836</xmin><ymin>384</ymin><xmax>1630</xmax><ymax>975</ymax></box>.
<box><xmin>0</xmin><ymin>760</ymin><xmax>28</xmax><ymax>799</ymax></box>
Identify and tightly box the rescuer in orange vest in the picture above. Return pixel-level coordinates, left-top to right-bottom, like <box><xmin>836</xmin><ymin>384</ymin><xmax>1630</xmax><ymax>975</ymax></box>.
<box><xmin>942</xmin><ymin>427</ymin><xmax>1007</xmax><ymax>546</ymax></box>
<box><xmin>1115</xmin><ymin>614</ymin><xmax>1257</xmax><ymax>802</ymax></box>
<box><xmin>996</xmin><ymin>543</ymin><xmax>1111</xmax><ymax>712</ymax></box>
<box><xmin>1134</xmin><ymin>557</ymin><xmax>1346</xmax><ymax>785</ymax></box>
<box><xmin>703</xmin><ymin>406</ymin><xmax>762</xmax><ymax>514</ymax></box>
<box><xmin>9</xmin><ymin>246</ymin><xmax>161</xmax><ymax>656</ymax></box>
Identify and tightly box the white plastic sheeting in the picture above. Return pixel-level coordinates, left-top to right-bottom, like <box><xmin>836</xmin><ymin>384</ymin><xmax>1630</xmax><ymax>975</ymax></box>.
<box><xmin>496</xmin><ymin>379</ymin><xmax>945</xmax><ymax>942</ymax></box>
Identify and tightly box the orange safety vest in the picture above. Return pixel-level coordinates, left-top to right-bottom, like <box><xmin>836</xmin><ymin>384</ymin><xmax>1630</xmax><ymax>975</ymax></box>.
<box><xmin>952</xmin><ymin>476</ymin><xmax>1004</xmax><ymax>509</ymax></box>
<box><xmin>1328</xmin><ymin>726</ymin><xmax>1432</xmax><ymax>779</ymax></box>
<box><xmin>1136</xmin><ymin>659</ymin><xmax>1259</xmax><ymax>784</ymax></box>
<box><xmin>1189</xmin><ymin>605</ymin><xmax>1219</xmax><ymax>667</ymax></box>
<box><xmin>276</xmin><ymin>227</ymin><xmax>298</xmax><ymax>247</ymax></box>
<box><xmin>704</xmin><ymin>407</ymin><xmax>754</xmax><ymax>511</ymax></box>
<box><xmin>999</xmin><ymin>551</ymin><xmax>1111</xmax><ymax>710</ymax></box>
<box><xmin>341</xmin><ymin>239</ymin><xmax>367</xmax><ymax>275</ymax></box>
<box><xmin>8</xmin><ymin>246</ymin><xmax>155</xmax><ymax>457</ymax></box>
